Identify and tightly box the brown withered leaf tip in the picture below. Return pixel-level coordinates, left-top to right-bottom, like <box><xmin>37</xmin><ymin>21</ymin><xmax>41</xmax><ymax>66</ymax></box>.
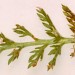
<box><xmin>47</xmin><ymin>63</ymin><xmax>54</xmax><ymax>71</ymax></box>
<box><xmin>70</xmin><ymin>52</ymin><xmax>75</xmax><ymax>57</ymax></box>
<box><xmin>70</xmin><ymin>45</ymin><xmax>75</xmax><ymax>57</ymax></box>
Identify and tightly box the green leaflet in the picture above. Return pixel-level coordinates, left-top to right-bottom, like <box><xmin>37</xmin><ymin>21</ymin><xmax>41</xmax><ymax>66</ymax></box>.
<box><xmin>8</xmin><ymin>47</ymin><xmax>21</xmax><ymax>65</ymax></box>
<box><xmin>28</xmin><ymin>44</ymin><xmax>48</xmax><ymax>68</ymax></box>
<box><xmin>0</xmin><ymin>33</ymin><xmax>15</xmax><ymax>53</ymax></box>
<box><xmin>47</xmin><ymin>44</ymin><xmax>63</xmax><ymax>70</ymax></box>
<box><xmin>13</xmin><ymin>24</ymin><xmax>38</xmax><ymax>40</ymax></box>
<box><xmin>36</xmin><ymin>7</ymin><xmax>61</xmax><ymax>38</ymax></box>
<box><xmin>49</xmin><ymin>44</ymin><xmax>62</xmax><ymax>55</ymax></box>
<box><xmin>48</xmin><ymin>47</ymin><xmax>61</xmax><ymax>55</ymax></box>
<box><xmin>13</xmin><ymin>24</ymin><xmax>32</xmax><ymax>37</ymax></box>
<box><xmin>0</xmin><ymin>33</ymin><xmax>14</xmax><ymax>45</ymax></box>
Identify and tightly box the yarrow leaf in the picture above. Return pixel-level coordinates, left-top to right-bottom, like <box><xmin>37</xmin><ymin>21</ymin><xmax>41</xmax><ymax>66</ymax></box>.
<box><xmin>0</xmin><ymin>4</ymin><xmax>74</xmax><ymax>71</ymax></box>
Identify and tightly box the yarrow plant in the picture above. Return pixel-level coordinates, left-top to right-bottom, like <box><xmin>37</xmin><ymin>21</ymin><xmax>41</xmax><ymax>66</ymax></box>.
<box><xmin>0</xmin><ymin>5</ymin><xmax>75</xmax><ymax>71</ymax></box>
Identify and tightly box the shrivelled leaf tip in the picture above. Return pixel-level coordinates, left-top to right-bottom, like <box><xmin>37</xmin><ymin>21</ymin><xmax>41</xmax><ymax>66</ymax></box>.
<box><xmin>62</xmin><ymin>4</ymin><xmax>70</xmax><ymax>12</ymax></box>
<box><xmin>47</xmin><ymin>63</ymin><xmax>54</xmax><ymax>71</ymax></box>
<box><xmin>70</xmin><ymin>52</ymin><xmax>75</xmax><ymax>57</ymax></box>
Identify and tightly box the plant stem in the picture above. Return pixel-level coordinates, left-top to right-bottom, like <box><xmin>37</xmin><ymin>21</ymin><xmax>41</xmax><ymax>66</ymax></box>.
<box><xmin>0</xmin><ymin>37</ymin><xmax>75</xmax><ymax>52</ymax></box>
